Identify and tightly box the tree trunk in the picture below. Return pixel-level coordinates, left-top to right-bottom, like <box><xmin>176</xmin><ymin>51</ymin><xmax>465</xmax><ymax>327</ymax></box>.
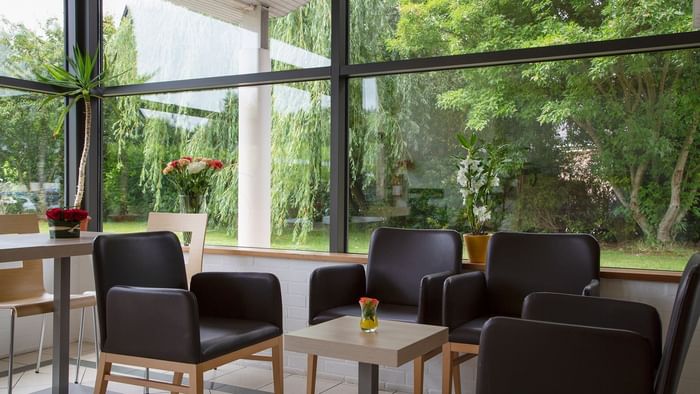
<box><xmin>37</xmin><ymin>137</ymin><xmax>47</xmax><ymax>213</ymax></box>
<box><xmin>628</xmin><ymin>162</ymin><xmax>655</xmax><ymax>239</ymax></box>
<box><xmin>657</xmin><ymin>123</ymin><xmax>697</xmax><ymax>243</ymax></box>
<box><xmin>73</xmin><ymin>96</ymin><xmax>92</xmax><ymax>209</ymax></box>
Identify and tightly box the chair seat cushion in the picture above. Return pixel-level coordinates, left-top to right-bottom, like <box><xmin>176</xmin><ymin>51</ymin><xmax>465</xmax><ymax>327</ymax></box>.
<box><xmin>310</xmin><ymin>303</ymin><xmax>418</xmax><ymax>325</ymax></box>
<box><xmin>449</xmin><ymin>316</ymin><xmax>492</xmax><ymax>344</ymax></box>
<box><xmin>199</xmin><ymin>317</ymin><xmax>282</xmax><ymax>362</ymax></box>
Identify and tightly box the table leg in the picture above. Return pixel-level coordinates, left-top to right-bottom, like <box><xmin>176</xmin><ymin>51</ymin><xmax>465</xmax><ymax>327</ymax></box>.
<box><xmin>358</xmin><ymin>363</ymin><xmax>378</xmax><ymax>394</ymax></box>
<box><xmin>52</xmin><ymin>257</ymin><xmax>71</xmax><ymax>394</ymax></box>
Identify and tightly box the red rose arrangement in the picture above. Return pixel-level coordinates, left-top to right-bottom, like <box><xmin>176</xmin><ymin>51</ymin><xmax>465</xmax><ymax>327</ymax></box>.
<box><xmin>46</xmin><ymin>208</ymin><xmax>89</xmax><ymax>222</ymax></box>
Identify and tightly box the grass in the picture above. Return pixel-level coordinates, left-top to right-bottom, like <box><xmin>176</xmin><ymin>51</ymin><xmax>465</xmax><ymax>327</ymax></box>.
<box><xmin>84</xmin><ymin>221</ymin><xmax>698</xmax><ymax>271</ymax></box>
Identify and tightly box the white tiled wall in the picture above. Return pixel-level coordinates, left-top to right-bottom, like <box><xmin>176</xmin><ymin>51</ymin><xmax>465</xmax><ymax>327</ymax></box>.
<box><xmin>1</xmin><ymin>253</ymin><xmax>698</xmax><ymax>394</ymax></box>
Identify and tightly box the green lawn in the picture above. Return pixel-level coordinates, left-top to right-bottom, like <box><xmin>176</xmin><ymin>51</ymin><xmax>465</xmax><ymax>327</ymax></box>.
<box><xmin>85</xmin><ymin>221</ymin><xmax>698</xmax><ymax>271</ymax></box>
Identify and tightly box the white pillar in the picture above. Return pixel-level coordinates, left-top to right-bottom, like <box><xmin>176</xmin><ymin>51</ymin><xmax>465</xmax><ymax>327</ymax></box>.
<box><xmin>238</xmin><ymin>6</ymin><xmax>272</xmax><ymax>248</ymax></box>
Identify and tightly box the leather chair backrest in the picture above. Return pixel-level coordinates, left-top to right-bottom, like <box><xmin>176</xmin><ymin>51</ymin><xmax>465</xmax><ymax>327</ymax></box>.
<box><xmin>486</xmin><ymin>232</ymin><xmax>599</xmax><ymax>316</ymax></box>
<box><xmin>92</xmin><ymin>231</ymin><xmax>188</xmax><ymax>345</ymax></box>
<box><xmin>655</xmin><ymin>254</ymin><xmax>700</xmax><ymax>394</ymax></box>
<box><xmin>366</xmin><ymin>227</ymin><xmax>462</xmax><ymax>306</ymax></box>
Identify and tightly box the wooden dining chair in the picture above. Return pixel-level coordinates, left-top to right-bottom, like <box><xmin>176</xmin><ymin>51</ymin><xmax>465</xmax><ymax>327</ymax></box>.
<box><xmin>0</xmin><ymin>214</ymin><xmax>96</xmax><ymax>393</ymax></box>
<box><xmin>146</xmin><ymin>212</ymin><xmax>208</xmax><ymax>284</ymax></box>
<box><xmin>76</xmin><ymin>212</ymin><xmax>208</xmax><ymax>388</ymax></box>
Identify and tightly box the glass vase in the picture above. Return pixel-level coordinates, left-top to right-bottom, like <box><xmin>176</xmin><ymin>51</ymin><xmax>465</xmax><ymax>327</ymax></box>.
<box><xmin>178</xmin><ymin>193</ymin><xmax>206</xmax><ymax>245</ymax></box>
<box><xmin>359</xmin><ymin>298</ymin><xmax>379</xmax><ymax>332</ymax></box>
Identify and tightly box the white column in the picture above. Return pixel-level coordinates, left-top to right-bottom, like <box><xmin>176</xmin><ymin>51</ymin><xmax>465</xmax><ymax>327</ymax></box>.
<box><xmin>238</xmin><ymin>6</ymin><xmax>272</xmax><ymax>247</ymax></box>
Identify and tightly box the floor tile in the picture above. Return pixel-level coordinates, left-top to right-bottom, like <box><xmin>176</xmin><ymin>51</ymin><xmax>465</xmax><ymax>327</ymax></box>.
<box><xmin>259</xmin><ymin>374</ymin><xmax>341</xmax><ymax>394</ymax></box>
<box><xmin>320</xmin><ymin>382</ymin><xmax>393</xmax><ymax>394</ymax></box>
<box><xmin>211</xmin><ymin>367</ymin><xmax>288</xmax><ymax>390</ymax></box>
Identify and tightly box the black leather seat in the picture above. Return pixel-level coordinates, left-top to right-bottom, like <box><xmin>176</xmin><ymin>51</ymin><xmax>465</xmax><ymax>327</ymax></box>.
<box><xmin>476</xmin><ymin>253</ymin><xmax>700</xmax><ymax>394</ymax></box>
<box><xmin>307</xmin><ymin>227</ymin><xmax>463</xmax><ymax>394</ymax></box>
<box><xmin>441</xmin><ymin>232</ymin><xmax>600</xmax><ymax>393</ymax></box>
<box><xmin>92</xmin><ymin>232</ymin><xmax>284</xmax><ymax>394</ymax></box>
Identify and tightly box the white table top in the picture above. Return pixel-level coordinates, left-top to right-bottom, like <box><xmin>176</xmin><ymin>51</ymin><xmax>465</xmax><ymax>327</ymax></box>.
<box><xmin>0</xmin><ymin>231</ymin><xmax>102</xmax><ymax>263</ymax></box>
<box><xmin>284</xmin><ymin>316</ymin><xmax>448</xmax><ymax>367</ymax></box>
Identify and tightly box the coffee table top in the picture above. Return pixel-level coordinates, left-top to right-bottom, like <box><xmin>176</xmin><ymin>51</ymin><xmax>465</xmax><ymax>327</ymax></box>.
<box><xmin>284</xmin><ymin>316</ymin><xmax>448</xmax><ymax>367</ymax></box>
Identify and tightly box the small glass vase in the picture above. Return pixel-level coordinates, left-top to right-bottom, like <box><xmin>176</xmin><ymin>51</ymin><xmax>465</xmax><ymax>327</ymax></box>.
<box><xmin>178</xmin><ymin>193</ymin><xmax>206</xmax><ymax>245</ymax></box>
<box><xmin>359</xmin><ymin>297</ymin><xmax>379</xmax><ymax>333</ymax></box>
<box><xmin>48</xmin><ymin>219</ymin><xmax>81</xmax><ymax>239</ymax></box>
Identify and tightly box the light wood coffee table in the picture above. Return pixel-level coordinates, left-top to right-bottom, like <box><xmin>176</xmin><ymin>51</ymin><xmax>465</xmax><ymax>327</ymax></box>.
<box><xmin>285</xmin><ymin>316</ymin><xmax>448</xmax><ymax>394</ymax></box>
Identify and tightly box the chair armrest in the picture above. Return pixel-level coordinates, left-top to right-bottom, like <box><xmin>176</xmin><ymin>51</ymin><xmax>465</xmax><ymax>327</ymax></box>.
<box><xmin>104</xmin><ymin>286</ymin><xmax>200</xmax><ymax>363</ymax></box>
<box><xmin>190</xmin><ymin>272</ymin><xmax>282</xmax><ymax>328</ymax></box>
<box><xmin>583</xmin><ymin>278</ymin><xmax>600</xmax><ymax>296</ymax></box>
<box><xmin>477</xmin><ymin>317</ymin><xmax>655</xmax><ymax>394</ymax></box>
<box><xmin>523</xmin><ymin>292</ymin><xmax>662</xmax><ymax>366</ymax></box>
<box><xmin>418</xmin><ymin>270</ymin><xmax>454</xmax><ymax>325</ymax></box>
<box><xmin>442</xmin><ymin>271</ymin><xmax>487</xmax><ymax>330</ymax></box>
<box><xmin>309</xmin><ymin>264</ymin><xmax>366</xmax><ymax>324</ymax></box>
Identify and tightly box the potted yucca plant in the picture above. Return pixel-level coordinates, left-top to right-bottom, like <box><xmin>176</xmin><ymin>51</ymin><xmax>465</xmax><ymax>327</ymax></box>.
<box><xmin>36</xmin><ymin>45</ymin><xmax>118</xmax><ymax>221</ymax></box>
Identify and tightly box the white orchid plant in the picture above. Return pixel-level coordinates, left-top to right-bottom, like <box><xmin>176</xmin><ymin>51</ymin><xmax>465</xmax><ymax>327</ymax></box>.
<box><xmin>456</xmin><ymin>133</ymin><xmax>520</xmax><ymax>235</ymax></box>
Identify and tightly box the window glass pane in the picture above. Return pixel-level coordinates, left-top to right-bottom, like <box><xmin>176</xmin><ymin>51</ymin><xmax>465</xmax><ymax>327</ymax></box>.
<box><xmin>348</xmin><ymin>49</ymin><xmax>700</xmax><ymax>271</ymax></box>
<box><xmin>103</xmin><ymin>81</ymin><xmax>330</xmax><ymax>251</ymax></box>
<box><xmin>350</xmin><ymin>0</ymin><xmax>697</xmax><ymax>64</ymax></box>
<box><xmin>0</xmin><ymin>89</ymin><xmax>65</xmax><ymax>229</ymax></box>
<box><xmin>103</xmin><ymin>0</ymin><xmax>329</xmax><ymax>85</ymax></box>
<box><xmin>1</xmin><ymin>2</ymin><xmax>64</xmax><ymax>80</ymax></box>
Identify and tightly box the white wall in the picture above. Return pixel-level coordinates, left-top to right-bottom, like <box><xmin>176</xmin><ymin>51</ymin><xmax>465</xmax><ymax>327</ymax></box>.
<box><xmin>1</xmin><ymin>253</ymin><xmax>697</xmax><ymax>394</ymax></box>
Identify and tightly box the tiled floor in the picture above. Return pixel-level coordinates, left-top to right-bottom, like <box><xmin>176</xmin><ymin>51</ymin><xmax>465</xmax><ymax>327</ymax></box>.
<box><xmin>0</xmin><ymin>343</ymin><xmax>398</xmax><ymax>394</ymax></box>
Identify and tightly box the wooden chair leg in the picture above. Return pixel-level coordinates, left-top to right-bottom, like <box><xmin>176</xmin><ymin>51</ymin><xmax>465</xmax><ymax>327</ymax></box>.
<box><xmin>172</xmin><ymin>372</ymin><xmax>184</xmax><ymax>394</ymax></box>
<box><xmin>94</xmin><ymin>356</ymin><xmax>112</xmax><ymax>394</ymax></box>
<box><xmin>188</xmin><ymin>366</ymin><xmax>203</xmax><ymax>394</ymax></box>
<box><xmin>452</xmin><ymin>361</ymin><xmax>462</xmax><ymax>394</ymax></box>
<box><xmin>441</xmin><ymin>343</ymin><xmax>452</xmax><ymax>394</ymax></box>
<box><xmin>306</xmin><ymin>354</ymin><xmax>318</xmax><ymax>394</ymax></box>
<box><xmin>413</xmin><ymin>356</ymin><xmax>424</xmax><ymax>394</ymax></box>
<box><xmin>272</xmin><ymin>339</ymin><xmax>284</xmax><ymax>394</ymax></box>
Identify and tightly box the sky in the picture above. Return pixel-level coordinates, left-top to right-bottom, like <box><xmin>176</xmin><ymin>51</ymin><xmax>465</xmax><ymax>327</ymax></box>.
<box><xmin>2</xmin><ymin>0</ymin><xmax>128</xmax><ymax>31</ymax></box>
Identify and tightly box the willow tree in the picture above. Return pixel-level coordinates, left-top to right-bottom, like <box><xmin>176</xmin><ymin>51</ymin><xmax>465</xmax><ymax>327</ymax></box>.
<box><xmin>389</xmin><ymin>0</ymin><xmax>700</xmax><ymax>244</ymax></box>
<box><xmin>268</xmin><ymin>0</ymin><xmax>407</xmax><ymax>242</ymax></box>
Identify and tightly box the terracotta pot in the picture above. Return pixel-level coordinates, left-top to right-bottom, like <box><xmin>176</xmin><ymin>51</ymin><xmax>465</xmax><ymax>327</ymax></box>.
<box><xmin>79</xmin><ymin>216</ymin><xmax>91</xmax><ymax>231</ymax></box>
<box><xmin>464</xmin><ymin>233</ymin><xmax>491</xmax><ymax>264</ymax></box>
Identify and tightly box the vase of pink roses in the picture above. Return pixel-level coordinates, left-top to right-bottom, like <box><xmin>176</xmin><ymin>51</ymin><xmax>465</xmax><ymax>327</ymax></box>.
<box><xmin>162</xmin><ymin>156</ymin><xmax>224</xmax><ymax>244</ymax></box>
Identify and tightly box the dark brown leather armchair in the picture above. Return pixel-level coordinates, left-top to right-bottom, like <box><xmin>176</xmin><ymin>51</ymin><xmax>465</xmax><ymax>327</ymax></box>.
<box><xmin>308</xmin><ymin>227</ymin><xmax>463</xmax><ymax>394</ymax></box>
<box><xmin>441</xmin><ymin>232</ymin><xmax>600</xmax><ymax>393</ymax></box>
<box><xmin>92</xmin><ymin>232</ymin><xmax>284</xmax><ymax>394</ymax></box>
<box><xmin>476</xmin><ymin>253</ymin><xmax>700</xmax><ymax>394</ymax></box>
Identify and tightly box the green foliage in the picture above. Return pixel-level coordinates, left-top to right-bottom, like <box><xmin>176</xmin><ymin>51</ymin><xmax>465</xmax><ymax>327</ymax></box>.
<box><xmin>389</xmin><ymin>0</ymin><xmax>700</xmax><ymax>244</ymax></box>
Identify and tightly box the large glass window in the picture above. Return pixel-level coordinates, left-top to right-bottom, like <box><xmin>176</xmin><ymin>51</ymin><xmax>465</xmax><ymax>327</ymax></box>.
<box><xmin>103</xmin><ymin>0</ymin><xmax>329</xmax><ymax>85</ymax></box>
<box><xmin>1</xmin><ymin>2</ymin><xmax>64</xmax><ymax>80</ymax></box>
<box><xmin>348</xmin><ymin>49</ymin><xmax>700</xmax><ymax>271</ymax></box>
<box><xmin>0</xmin><ymin>89</ymin><xmax>64</xmax><ymax>223</ymax></box>
<box><xmin>350</xmin><ymin>0</ymin><xmax>697</xmax><ymax>64</ymax></box>
<box><xmin>102</xmin><ymin>81</ymin><xmax>330</xmax><ymax>251</ymax></box>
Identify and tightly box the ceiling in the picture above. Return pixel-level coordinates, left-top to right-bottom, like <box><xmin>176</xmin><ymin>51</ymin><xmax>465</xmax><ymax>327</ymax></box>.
<box><xmin>166</xmin><ymin>0</ymin><xmax>312</xmax><ymax>24</ymax></box>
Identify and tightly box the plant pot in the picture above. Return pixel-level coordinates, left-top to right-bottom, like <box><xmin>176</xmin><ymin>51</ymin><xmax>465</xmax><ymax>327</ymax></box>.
<box><xmin>464</xmin><ymin>233</ymin><xmax>491</xmax><ymax>264</ymax></box>
<box><xmin>79</xmin><ymin>216</ymin><xmax>92</xmax><ymax>231</ymax></box>
<box><xmin>48</xmin><ymin>219</ymin><xmax>81</xmax><ymax>239</ymax></box>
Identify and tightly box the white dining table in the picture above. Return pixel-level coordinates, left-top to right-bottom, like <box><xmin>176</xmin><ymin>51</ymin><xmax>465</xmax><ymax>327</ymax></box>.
<box><xmin>0</xmin><ymin>232</ymin><xmax>102</xmax><ymax>394</ymax></box>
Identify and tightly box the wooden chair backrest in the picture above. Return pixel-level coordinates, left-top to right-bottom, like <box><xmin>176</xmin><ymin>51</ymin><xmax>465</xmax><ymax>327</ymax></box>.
<box><xmin>0</xmin><ymin>214</ymin><xmax>46</xmax><ymax>301</ymax></box>
<box><xmin>147</xmin><ymin>212</ymin><xmax>207</xmax><ymax>285</ymax></box>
